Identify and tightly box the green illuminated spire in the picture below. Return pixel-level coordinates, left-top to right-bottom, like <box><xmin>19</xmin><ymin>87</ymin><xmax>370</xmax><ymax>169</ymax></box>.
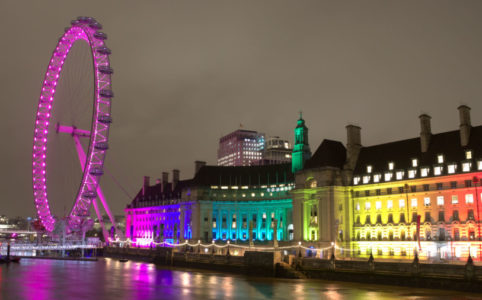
<box><xmin>292</xmin><ymin>112</ymin><xmax>311</xmax><ymax>173</ymax></box>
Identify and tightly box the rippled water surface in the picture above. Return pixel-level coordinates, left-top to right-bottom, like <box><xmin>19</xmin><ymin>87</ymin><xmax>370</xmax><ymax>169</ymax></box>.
<box><xmin>0</xmin><ymin>258</ymin><xmax>481</xmax><ymax>300</ymax></box>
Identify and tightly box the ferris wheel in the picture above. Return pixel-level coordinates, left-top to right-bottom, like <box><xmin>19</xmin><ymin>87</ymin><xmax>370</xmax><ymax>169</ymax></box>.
<box><xmin>32</xmin><ymin>17</ymin><xmax>117</xmax><ymax>239</ymax></box>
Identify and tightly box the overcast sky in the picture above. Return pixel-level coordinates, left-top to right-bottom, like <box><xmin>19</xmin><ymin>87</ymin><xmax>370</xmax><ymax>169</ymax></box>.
<box><xmin>2</xmin><ymin>1</ymin><xmax>482</xmax><ymax>217</ymax></box>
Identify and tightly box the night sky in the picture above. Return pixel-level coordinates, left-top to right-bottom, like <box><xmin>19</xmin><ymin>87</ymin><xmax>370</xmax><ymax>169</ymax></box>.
<box><xmin>2</xmin><ymin>1</ymin><xmax>482</xmax><ymax>217</ymax></box>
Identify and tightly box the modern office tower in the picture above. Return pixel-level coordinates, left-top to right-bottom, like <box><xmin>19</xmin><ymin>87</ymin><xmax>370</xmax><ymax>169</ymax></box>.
<box><xmin>262</xmin><ymin>136</ymin><xmax>292</xmax><ymax>165</ymax></box>
<box><xmin>217</xmin><ymin>130</ymin><xmax>265</xmax><ymax>166</ymax></box>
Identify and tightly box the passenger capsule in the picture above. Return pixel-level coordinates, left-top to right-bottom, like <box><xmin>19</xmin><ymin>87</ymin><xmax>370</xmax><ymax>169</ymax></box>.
<box><xmin>93</xmin><ymin>32</ymin><xmax>107</xmax><ymax>40</ymax></box>
<box><xmin>82</xmin><ymin>191</ymin><xmax>97</xmax><ymax>198</ymax></box>
<box><xmin>89</xmin><ymin>22</ymin><xmax>102</xmax><ymax>30</ymax></box>
<box><xmin>98</xmin><ymin>65</ymin><xmax>113</xmax><ymax>74</ymax></box>
<box><xmin>98</xmin><ymin>115</ymin><xmax>113</xmax><ymax>124</ymax></box>
<box><xmin>96</xmin><ymin>46</ymin><xmax>111</xmax><ymax>55</ymax></box>
<box><xmin>89</xmin><ymin>167</ymin><xmax>104</xmax><ymax>176</ymax></box>
<box><xmin>99</xmin><ymin>89</ymin><xmax>114</xmax><ymax>98</ymax></box>
<box><xmin>94</xmin><ymin>142</ymin><xmax>109</xmax><ymax>150</ymax></box>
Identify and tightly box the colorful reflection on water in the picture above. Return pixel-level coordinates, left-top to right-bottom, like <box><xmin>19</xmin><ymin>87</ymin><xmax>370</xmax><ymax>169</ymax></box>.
<box><xmin>0</xmin><ymin>258</ymin><xmax>479</xmax><ymax>300</ymax></box>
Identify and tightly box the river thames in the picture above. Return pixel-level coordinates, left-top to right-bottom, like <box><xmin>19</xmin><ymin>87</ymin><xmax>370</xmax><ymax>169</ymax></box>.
<box><xmin>0</xmin><ymin>258</ymin><xmax>480</xmax><ymax>300</ymax></box>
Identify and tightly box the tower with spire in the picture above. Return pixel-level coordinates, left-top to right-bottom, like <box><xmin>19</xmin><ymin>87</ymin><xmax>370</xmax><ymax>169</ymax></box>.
<box><xmin>292</xmin><ymin>112</ymin><xmax>311</xmax><ymax>173</ymax></box>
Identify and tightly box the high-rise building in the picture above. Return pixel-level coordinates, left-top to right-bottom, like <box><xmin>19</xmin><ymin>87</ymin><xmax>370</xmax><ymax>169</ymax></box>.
<box><xmin>217</xmin><ymin>129</ymin><xmax>265</xmax><ymax>166</ymax></box>
<box><xmin>262</xmin><ymin>136</ymin><xmax>292</xmax><ymax>165</ymax></box>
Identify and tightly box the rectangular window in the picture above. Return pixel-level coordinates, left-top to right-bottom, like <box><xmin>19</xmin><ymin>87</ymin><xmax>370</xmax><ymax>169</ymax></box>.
<box><xmin>450</xmin><ymin>181</ymin><xmax>457</xmax><ymax>189</ymax></box>
<box><xmin>423</xmin><ymin>184</ymin><xmax>430</xmax><ymax>191</ymax></box>
<box><xmin>411</xmin><ymin>198</ymin><xmax>418</xmax><ymax>208</ymax></box>
<box><xmin>387</xmin><ymin>200</ymin><xmax>393</xmax><ymax>209</ymax></box>
<box><xmin>363</xmin><ymin>175</ymin><xmax>370</xmax><ymax>184</ymax></box>
<box><xmin>448</xmin><ymin>164</ymin><xmax>456</xmax><ymax>174</ymax></box>
<box><xmin>463</xmin><ymin>162</ymin><xmax>471</xmax><ymax>172</ymax></box>
<box><xmin>354</xmin><ymin>177</ymin><xmax>361</xmax><ymax>185</ymax></box>
<box><xmin>421</xmin><ymin>168</ymin><xmax>429</xmax><ymax>177</ymax></box>
<box><xmin>356</xmin><ymin>203</ymin><xmax>360</xmax><ymax>211</ymax></box>
<box><xmin>434</xmin><ymin>166</ymin><xmax>443</xmax><ymax>176</ymax></box>
<box><xmin>468</xmin><ymin>209</ymin><xmax>475</xmax><ymax>220</ymax></box>
<box><xmin>367</xmin><ymin>165</ymin><xmax>372</xmax><ymax>173</ymax></box>
<box><xmin>365</xmin><ymin>202</ymin><xmax>371</xmax><ymax>210</ymax></box>
<box><xmin>425</xmin><ymin>212</ymin><xmax>431</xmax><ymax>222</ymax></box>
<box><xmin>466</xmin><ymin>194</ymin><xmax>474</xmax><ymax>204</ymax></box>
<box><xmin>398</xmin><ymin>187</ymin><xmax>404</xmax><ymax>193</ymax></box>
<box><xmin>453</xmin><ymin>210</ymin><xmax>459</xmax><ymax>221</ymax></box>
<box><xmin>408</xmin><ymin>169</ymin><xmax>417</xmax><ymax>178</ymax></box>
<box><xmin>385</xmin><ymin>172</ymin><xmax>392</xmax><ymax>181</ymax></box>
<box><xmin>375</xmin><ymin>201</ymin><xmax>382</xmax><ymax>210</ymax></box>
<box><xmin>465</xmin><ymin>180</ymin><xmax>472</xmax><ymax>188</ymax></box>
<box><xmin>478</xmin><ymin>161</ymin><xmax>482</xmax><ymax>171</ymax></box>
<box><xmin>411</xmin><ymin>186</ymin><xmax>417</xmax><ymax>193</ymax></box>
<box><xmin>355</xmin><ymin>191</ymin><xmax>360</xmax><ymax>197</ymax></box>
<box><xmin>424</xmin><ymin>197</ymin><xmax>431</xmax><ymax>206</ymax></box>
<box><xmin>466</xmin><ymin>150</ymin><xmax>472</xmax><ymax>159</ymax></box>
<box><xmin>438</xmin><ymin>211</ymin><xmax>445</xmax><ymax>222</ymax></box>
<box><xmin>452</xmin><ymin>195</ymin><xmax>459</xmax><ymax>204</ymax></box>
<box><xmin>437</xmin><ymin>154</ymin><xmax>444</xmax><ymax>164</ymax></box>
<box><xmin>389</xmin><ymin>162</ymin><xmax>394</xmax><ymax>170</ymax></box>
<box><xmin>436</xmin><ymin>196</ymin><xmax>444</xmax><ymax>206</ymax></box>
<box><xmin>373</xmin><ymin>174</ymin><xmax>381</xmax><ymax>183</ymax></box>
<box><xmin>436</xmin><ymin>183</ymin><xmax>443</xmax><ymax>190</ymax></box>
<box><xmin>412</xmin><ymin>159</ymin><xmax>418</xmax><ymax>167</ymax></box>
<box><xmin>399</xmin><ymin>199</ymin><xmax>405</xmax><ymax>208</ymax></box>
<box><xmin>387</xmin><ymin>188</ymin><xmax>392</xmax><ymax>195</ymax></box>
<box><xmin>376</xmin><ymin>189</ymin><xmax>381</xmax><ymax>196</ymax></box>
<box><xmin>365</xmin><ymin>190</ymin><xmax>370</xmax><ymax>196</ymax></box>
<box><xmin>396</xmin><ymin>171</ymin><xmax>404</xmax><ymax>180</ymax></box>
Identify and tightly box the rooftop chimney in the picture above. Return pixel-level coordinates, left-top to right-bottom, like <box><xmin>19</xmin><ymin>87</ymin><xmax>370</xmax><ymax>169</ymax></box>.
<box><xmin>142</xmin><ymin>176</ymin><xmax>150</xmax><ymax>196</ymax></box>
<box><xmin>345</xmin><ymin>125</ymin><xmax>361</xmax><ymax>170</ymax></box>
<box><xmin>419</xmin><ymin>114</ymin><xmax>431</xmax><ymax>153</ymax></box>
<box><xmin>458</xmin><ymin>105</ymin><xmax>471</xmax><ymax>147</ymax></box>
<box><xmin>172</xmin><ymin>169</ymin><xmax>180</xmax><ymax>189</ymax></box>
<box><xmin>195</xmin><ymin>161</ymin><xmax>206</xmax><ymax>175</ymax></box>
<box><xmin>162</xmin><ymin>172</ymin><xmax>169</xmax><ymax>193</ymax></box>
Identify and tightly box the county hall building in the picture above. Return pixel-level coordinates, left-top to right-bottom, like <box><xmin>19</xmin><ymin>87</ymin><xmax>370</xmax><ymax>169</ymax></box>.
<box><xmin>125</xmin><ymin>105</ymin><xmax>482</xmax><ymax>260</ymax></box>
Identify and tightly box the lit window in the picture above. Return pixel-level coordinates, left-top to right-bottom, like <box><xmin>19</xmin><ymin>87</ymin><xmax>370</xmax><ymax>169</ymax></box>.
<box><xmin>354</xmin><ymin>177</ymin><xmax>361</xmax><ymax>185</ymax></box>
<box><xmin>365</xmin><ymin>202</ymin><xmax>371</xmax><ymax>210</ymax></box>
<box><xmin>424</xmin><ymin>197</ymin><xmax>431</xmax><ymax>206</ymax></box>
<box><xmin>396</xmin><ymin>171</ymin><xmax>404</xmax><ymax>180</ymax></box>
<box><xmin>411</xmin><ymin>198</ymin><xmax>418</xmax><ymax>207</ymax></box>
<box><xmin>367</xmin><ymin>165</ymin><xmax>372</xmax><ymax>173</ymax></box>
<box><xmin>448</xmin><ymin>164</ymin><xmax>456</xmax><ymax>174</ymax></box>
<box><xmin>437</xmin><ymin>196</ymin><xmax>444</xmax><ymax>206</ymax></box>
<box><xmin>399</xmin><ymin>199</ymin><xmax>405</xmax><ymax>208</ymax></box>
<box><xmin>434</xmin><ymin>166</ymin><xmax>443</xmax><ymax>176</ymax></box>
<box><xmin>421</xmin><ymin>168</ymin><xmax>429</xmax><ymax>177</ymax></box>
<box><xmin>466</xmin><ymin>194</ymin><xmax>474</xmax><ymax>204</ymax></box>
<box><xmin>437</xmin><ymin>154</ymin><xmax>444</xmax><ymax>164</ymax></box>
<box><xmin>408</xmin><ymin>169</ymin><xmax>417</xmax><ymax>179</ymax></box>
<box><xmin>356</xmin><ymin>203</ymin><xmax>360</xmax><ymax>211</ymax></box>
<box><xmin>388</xmin><ymin>162</ymin><xmax>394</xmax><ymax>170</ymax></box>
<box><xmin>387</xmin><ymin>200</ymin><xmax>393</xmax><ymax>209</ymax></box>
<box><xmin>412</xmin><ymin>159</ymin><xmax>418</xmax><ymax>167</ymax></box>
<box><xmin>451</xmin><ymin>195</ymin><xmax>458</xmax><ymax>204</ymax></box>
<box><xmin>384</xmin><ymin>172</ymin><xmax>393</xmax><ymax>181</ymax></box>
<box><xmin>478</xmin><ymin>161</ymin><xmax>482</xmax><ymax>170</ymax></box>
<box><xmin>376</xmin><ymin>201</ymin><xmax>382</xmax><ymax>210</ymax></box>
<box><xmin>373</xmin><ymin>174</ymin><xmax>381</xmax><ymax>183</ymax></box>
<box><xmin>463</xmin><ymin>162</ymin><xmax>471</xmax><ymax>172</ymax></box>
<box><xmin>466</xmin><ymin>150</ymin><xmax>472</xmax><ymax>160</ymax></box>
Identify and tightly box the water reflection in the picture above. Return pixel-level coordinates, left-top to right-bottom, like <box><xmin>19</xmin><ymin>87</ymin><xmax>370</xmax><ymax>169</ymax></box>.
<box><xmin>0</xmin><ymin>258</ymin><xmax>479</xmax><ymax>300</ymax></box>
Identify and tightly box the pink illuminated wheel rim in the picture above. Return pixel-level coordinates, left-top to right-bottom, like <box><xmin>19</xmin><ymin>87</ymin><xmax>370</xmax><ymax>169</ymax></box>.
<box><xmin>32</xmin><ymin>17</ymin><xmax>113</xmax><ymax>232</ymax></box>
